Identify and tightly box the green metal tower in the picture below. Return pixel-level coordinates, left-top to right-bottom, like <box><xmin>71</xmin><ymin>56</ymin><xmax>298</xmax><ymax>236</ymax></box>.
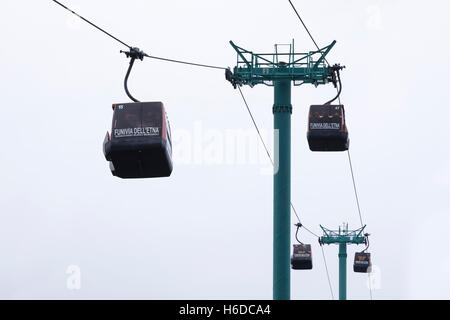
<box><xmin>226</xmin><ymin>40</ymin><xmax>338</xmax><ymax>300</ymax></box>
<box><xmin>319</xmin><ymin>224</ymin><xmax>367</xmax><ymax>300</ymax></box>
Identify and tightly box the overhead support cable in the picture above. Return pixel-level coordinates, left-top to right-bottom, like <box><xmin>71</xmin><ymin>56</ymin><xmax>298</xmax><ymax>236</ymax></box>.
<box><xmin>52</xmin><ymin>0</ymin><xmax>131</xmax><ymax>49</ymax></box>
<box><xmin>144</xmin><ymin>54</ymin><xmax>228</xmax><ymax>70</ymax></box>
<box><xmin>320</xmin><ymin>245</ymin><xmax>335</xmax><ymax>300</ymax></box>
<box><xmin>288</xmin><ymin>0</ymin><xmax>330</xmax><ymax>67</ymax></box>
<box><xmin>52</xmin><ymin>1</ymin><xmax>228</xmax><ymax>71</ymax></box>
<box><xmin>347</xmin><ymin>150</ymin><xmax>364</xmax><ymax>228</ymax></box>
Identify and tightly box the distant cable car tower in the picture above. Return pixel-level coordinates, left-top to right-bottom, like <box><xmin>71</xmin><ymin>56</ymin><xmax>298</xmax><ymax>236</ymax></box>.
<box><xmin>319</xmin><ymin>223</ymin><xmax>369</xmax><ymax>300</ymax></box>
<box><xmin>226</xmin><ymin>39</ymin><xmax>342</xmax><ymax>300</ymax></box>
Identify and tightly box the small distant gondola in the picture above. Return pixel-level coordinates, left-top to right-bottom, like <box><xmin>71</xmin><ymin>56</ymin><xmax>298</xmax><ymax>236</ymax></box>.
<box><xmin>291</xmin><ymin>244</ymin><xmax>313</xmax><ymax>270</ymax></box>
<box><xmin>103</xmin><ymin>102</ymin><xmax>173</xmax><ymax>179</ymax></box>
<box><xmin>353</xmin><ymin>252</ymin><xmax>371</xmax><ymax>273</ymax></box>
<box><xmin>307</xmin><ymin>104</ymin><xmax>349</xmax><ymax>152</ymax></box>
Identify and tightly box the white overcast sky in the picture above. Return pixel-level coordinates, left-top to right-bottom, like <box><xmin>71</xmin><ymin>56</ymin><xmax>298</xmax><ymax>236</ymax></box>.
<box><xmin>1</xmin><ymin>0</ymin><xmax>450</xmax><ymax>300</ymax></box>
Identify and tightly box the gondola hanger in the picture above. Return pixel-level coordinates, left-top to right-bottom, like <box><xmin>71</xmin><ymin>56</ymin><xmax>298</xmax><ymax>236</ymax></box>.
<box><xmin>120</xmin><ymin>47</ymin><xmax>145</xmax><ymax>103</ymax></box>
<box><xmin>324</xmin><ymin>64</ymin><xmax>345</xmax><ymax>105</ymax></box>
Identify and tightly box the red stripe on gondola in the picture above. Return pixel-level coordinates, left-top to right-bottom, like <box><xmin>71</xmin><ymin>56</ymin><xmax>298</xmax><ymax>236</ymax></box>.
<box><xmin>161</xmin><ymin>103</ymin><xmax>167</xmax><ymax>140</ymax></box>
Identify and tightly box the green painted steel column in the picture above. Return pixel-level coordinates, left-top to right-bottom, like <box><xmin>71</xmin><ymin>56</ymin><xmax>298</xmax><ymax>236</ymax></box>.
<box><xmin>273</xmin><ymin>77</ymin><xmax>292</xmax><ymax>300</ymax></box>
<box><xmin>339</xmin><ymin>243</ymin><xmax>347</xmax><ymax>300</ymax></box>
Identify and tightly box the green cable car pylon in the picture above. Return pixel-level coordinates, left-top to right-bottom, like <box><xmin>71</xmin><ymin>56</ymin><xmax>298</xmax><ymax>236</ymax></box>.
<box><xmin>319</xmin><ymin>224</ymin><xmax>367</xmax><ymax>300</ymax></box>
<box><xmin>226</xmin><ymin>40</ymin><xmax>342</xmax><ymax>300</ymax></box>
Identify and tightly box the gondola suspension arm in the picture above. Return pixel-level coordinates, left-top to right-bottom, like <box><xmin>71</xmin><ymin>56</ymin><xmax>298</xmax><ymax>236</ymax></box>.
<box><xmin>362</xmin><ymin>233</ymin><xmax>370</xmax><ymax>253</ymax></box>
<box><xmin>121</xmin><ymin>47</ymin><xmax>145</xmax><ymax>103</ymax></box>
<box><xmin>324</xmin><ymin>64</ymin><xmax>345</xmax><ymax>105</ymax></box>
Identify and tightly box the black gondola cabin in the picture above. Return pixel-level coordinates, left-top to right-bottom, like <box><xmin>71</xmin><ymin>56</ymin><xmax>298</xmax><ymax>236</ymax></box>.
<box><xmin>291</xmin><ymin>244</ymin><xmax>313</xmax><ymax>270</ymax></box>
<box><xmin>307</xmin><ymin>104</ymin><xmax>349</xmax><ymax>152</ymax></box>
<box><xmin>103</xmin><ymin>102</ymin><xmax>173</xmax><ymax>179</ymax></box>
<box><xmin>353</xmin><ymin>252</ymin><xmax>371</xmax><ymax>273</ymax></box>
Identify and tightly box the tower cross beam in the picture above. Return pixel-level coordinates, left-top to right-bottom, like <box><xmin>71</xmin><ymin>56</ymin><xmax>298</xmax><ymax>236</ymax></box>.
<box><xmin>228</xmin><ymin>40</ymin><xmax>336</xmax><ymax>87</ymax></box>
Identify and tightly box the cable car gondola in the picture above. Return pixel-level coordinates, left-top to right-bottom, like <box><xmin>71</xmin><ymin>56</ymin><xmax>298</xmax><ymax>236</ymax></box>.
<box><xmin>291</xmin><ymin>223</ymin><xmax>313</xmax><ymax>270</ymax></box>
<box><xmin>353</xmin><ymin>252</ymin><xmax>371</xmax><ymax>273</ymax></box>
<box><xmin>103</xmin><ymin>102</ymin><xmax>173</xmax><ymax>179</ymax></box>
<box><xmin>353</xmin><ymin>233</ymin><xmax>371</xmax><ymax>273</ymax></box>
<box><xmin>102</xmin><ymin>47</ymin><xmax>173</xmax><ymax>179</ymax></box>
<box><xmin>307</xmin><ymin>104</ymin><xmax>349</xmax><ymax>152</ymax></box>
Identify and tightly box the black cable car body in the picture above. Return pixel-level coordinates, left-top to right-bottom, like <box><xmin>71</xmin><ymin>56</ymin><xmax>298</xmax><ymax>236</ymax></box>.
<box><xmin>103</xmin><ymin>48</ymin><xmax>173</xmax><ymax>179</ymax></box>
<box><xmin>307</xmin><ymin>104</ymin><xmax>349</xmax><ymax>152</ymax></box>
<box><xmin>103</xmin><ymin>102</ymin><xmax>172</xmax><ymax>178</ymax></box>
<box><xmin>291</xmin><ymin>223</ymin><xmax>313</xmax><ymax>270</ymax></box>
<box><xmin>291</xmin><ymin>244</ymin><xmax>313</xmax><ymax>270</ymax></box>
<box><xmin>353</xmin><ymin>252</ymin><xmax>371</xmax><ymax>273</ymax></box>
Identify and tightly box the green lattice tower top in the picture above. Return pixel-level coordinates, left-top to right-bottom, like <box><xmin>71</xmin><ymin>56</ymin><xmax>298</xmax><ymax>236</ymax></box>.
<box><xmin>226</xmin><ymin>39</ymin><xmax>336</xmax><ymax>88</ymax></box>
